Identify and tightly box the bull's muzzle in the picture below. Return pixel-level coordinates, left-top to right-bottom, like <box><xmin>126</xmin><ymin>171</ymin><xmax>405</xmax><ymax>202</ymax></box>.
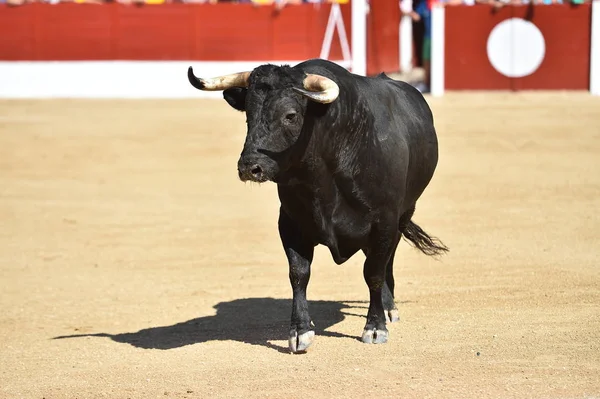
<box><xmin>237</xmin><ymin>157</ymin><xmax>267</xmax><ymax>183</ymax></box>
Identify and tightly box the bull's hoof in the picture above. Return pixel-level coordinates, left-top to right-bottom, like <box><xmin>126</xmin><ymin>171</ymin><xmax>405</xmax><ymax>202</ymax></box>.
<box><xmin>384</xmin><ymin>309</ymin><xmax>400</xmax><ymax>323</ymax></box>
<box><xmin>289</xmin><ymin>329</ymin><xmax>315</xmax><ymax>353</ymax></box>
<box><xmin>361</xmin><ymin>327</ymin><xmax>388</xmax><ymax>344</ymax></box>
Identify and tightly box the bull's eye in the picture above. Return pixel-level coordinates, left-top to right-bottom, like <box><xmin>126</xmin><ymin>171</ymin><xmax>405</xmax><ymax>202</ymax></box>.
<box><xmin>285</xmin><ymin>111</ymin><xmax>297</xmax><ymax>122</ymax></box>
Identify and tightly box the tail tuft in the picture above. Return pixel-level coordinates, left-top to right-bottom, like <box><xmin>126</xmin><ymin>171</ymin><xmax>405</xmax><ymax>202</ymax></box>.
<box><xmin>402</xmin><ymin>221</ymin><xmax>449</xmax><ymax>257</ymax></box>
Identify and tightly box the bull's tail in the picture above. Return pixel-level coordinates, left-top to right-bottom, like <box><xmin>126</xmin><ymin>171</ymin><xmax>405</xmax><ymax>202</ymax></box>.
<box><xmin>402</xmin><ymin>220</ymin><xmax>449</xmax><ymax>257</ymax></box>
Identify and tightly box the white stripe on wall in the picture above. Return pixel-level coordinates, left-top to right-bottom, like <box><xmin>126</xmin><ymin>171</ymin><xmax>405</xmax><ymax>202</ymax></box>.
<box><xmin>591</xmin><ymin>0</ymin><xmax>600</xmax><ymax>96</ymax></box>
<box><xmin>351</xmin><ymin>0</ymin><xmax>368</xmax><ymax>76</ymax></box>
<box><xmin>0</xmin><ymin>60</ymin><xmax>350</xmax><ymax>99</ymax></box>
<box><xmin>430</xmin><ymin>4</ymin><xmax>445</xmax><ymax>97</ymax></box>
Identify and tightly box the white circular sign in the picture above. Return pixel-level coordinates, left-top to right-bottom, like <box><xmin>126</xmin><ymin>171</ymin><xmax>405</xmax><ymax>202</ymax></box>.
<box><xmin>486</xmin><ymin>18</ymin><xmax>546</xmax><ymax>78</ymax></box>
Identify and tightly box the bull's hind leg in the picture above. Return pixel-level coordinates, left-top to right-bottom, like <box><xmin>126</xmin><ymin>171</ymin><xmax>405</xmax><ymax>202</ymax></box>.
<box><xmin>362</xmin><ymin>225</ymin><xmax>401</xmax><ymax>344</ymax></box>
<box><xmin>278</xmin><ymin>210</ymin><xmax>315</xmax><ymax>353</ymax></box>
<box><xmin>382</xmin><ymin>207</ymin><xmax>416</xmax><ymax>323</ymax></box>
<box><xmin>382</xmin><ymin>238</ymin><xmax>400</xmax><ymax>323</ymax></box>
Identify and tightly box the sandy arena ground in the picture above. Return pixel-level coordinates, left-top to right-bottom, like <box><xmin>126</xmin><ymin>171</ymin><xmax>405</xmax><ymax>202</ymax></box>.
<box><xmin>1</xmin><ymin>92</ymin><xmax>599</xmax><ymax>399</ymax></box>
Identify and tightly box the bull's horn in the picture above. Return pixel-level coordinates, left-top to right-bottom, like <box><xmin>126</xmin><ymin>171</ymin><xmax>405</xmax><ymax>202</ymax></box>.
<box><xmin>187</xmin><ymin>66</ymin><xmax>251</xmax><ymax>91</ymax></box>
<box><xmin>293</xmin><ymin>74</ymin><xmax>340</xmax><ymax>104</ymax></box>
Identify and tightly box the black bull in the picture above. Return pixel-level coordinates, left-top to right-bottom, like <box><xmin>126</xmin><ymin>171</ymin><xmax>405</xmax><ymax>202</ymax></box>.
<box><xmin>187</xmin><ymin>58</ymin><xmax>448</xmax><ymax>353</ymax></box>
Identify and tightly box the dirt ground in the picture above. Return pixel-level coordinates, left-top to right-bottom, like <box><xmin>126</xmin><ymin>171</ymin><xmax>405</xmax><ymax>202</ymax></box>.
<box><xmin>1</xmin><ymin>92</ymin><xmax>599</xmax><ymax>399</ymax></box>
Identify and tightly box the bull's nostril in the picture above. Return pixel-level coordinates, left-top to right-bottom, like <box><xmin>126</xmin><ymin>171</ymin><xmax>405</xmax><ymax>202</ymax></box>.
<box><xmin>250</xmin><ymin>164</ymin><xmax>263</xmax><ymax>176</ymax></box>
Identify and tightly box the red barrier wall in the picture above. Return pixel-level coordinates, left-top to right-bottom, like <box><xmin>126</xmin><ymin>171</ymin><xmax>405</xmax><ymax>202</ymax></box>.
<box><xmin>0</xmin><ymin>3</ymin><xmax>351</xmax><ymax>63</ymax></box>
<box><xmin>445</xmin><ymin>4</ymin><xmax>591</xmax><ymax>90</ymax></box>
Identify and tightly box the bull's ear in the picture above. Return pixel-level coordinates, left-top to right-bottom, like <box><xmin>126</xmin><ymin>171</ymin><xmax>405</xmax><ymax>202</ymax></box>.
<box><xmin>223</xmin><ymin>87</ymin><xmax>247</xmax><ymax>112</ymax></box>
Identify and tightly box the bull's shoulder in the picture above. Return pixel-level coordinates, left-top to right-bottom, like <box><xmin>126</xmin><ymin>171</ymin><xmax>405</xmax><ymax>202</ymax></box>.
<box><xmin>371</xmin><ymin>76</ymin><xmax>434</xmax><ymax>121</ymax></box>
<box><xmin>370</xmin><ymin>73</ymin><xmax>422</xmax><ymax>96</ymax></box>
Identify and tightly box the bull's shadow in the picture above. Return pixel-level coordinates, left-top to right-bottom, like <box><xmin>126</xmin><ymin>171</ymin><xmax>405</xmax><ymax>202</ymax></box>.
<box><xmin>53</xmin><ymin>298</ymin><xmax>362</xmax><ymax>353</ymax></box>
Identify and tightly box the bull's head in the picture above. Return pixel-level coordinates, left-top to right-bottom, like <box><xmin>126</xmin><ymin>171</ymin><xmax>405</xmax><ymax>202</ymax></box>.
<box><xmin>187</xmin><ymin>64</ymin><xmax>339</xmax><ymax>183</ymax></box>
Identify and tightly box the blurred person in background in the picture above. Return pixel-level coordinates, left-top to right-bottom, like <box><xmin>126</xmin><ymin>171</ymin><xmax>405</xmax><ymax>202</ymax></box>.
<box><xmin>272</xmin><ymin>0</ymin><xmax>349</xmax><ymax>10</ymax></box>
<box><xmin>482</xmin><ymin>0</ymin><xmax>564</xmax><ymax>8</ymax></box>
<box><xmin>403</xmin><ymin>0</ymin><xmax>433</xmax><ymax>93</ymax></box>
<box><xmin>5</xmin><ymin>0</ymin><xmax>28</xmax><ymax>5</ymax></box>
<box><xmin>274</xmin><ymin>0</ymin><xmax>349</xmax><ymax>8</ymax></box>
<box><xmin>178</xmin><ymin>0</ymin><xmax>218</xmax><ymax>3</ymax></box>
<box><xmin>440</xmin><ymin>0</ymin><xmax>478</xmax><ymax>4</ymax></box>
<box><xmin>403</xmin><ymin>0</ymin><xmax>501</xmax><ymax>93</ymax></box>
<box><xmin>530</xmin><ymin>0</ymin><xmax>563</xmax><ymax>4</ymax></box>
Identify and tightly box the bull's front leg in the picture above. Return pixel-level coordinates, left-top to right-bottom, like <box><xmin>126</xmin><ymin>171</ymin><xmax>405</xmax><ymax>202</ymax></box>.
<box><xmin>362</xmin><ymin>227</ymin><xmax>401</xmax><ymax>344</ymax></box>
<box><xmin>278</xmin><ymin>210</ymin><xmax>315</xmax><ymax>353</ymax></box>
